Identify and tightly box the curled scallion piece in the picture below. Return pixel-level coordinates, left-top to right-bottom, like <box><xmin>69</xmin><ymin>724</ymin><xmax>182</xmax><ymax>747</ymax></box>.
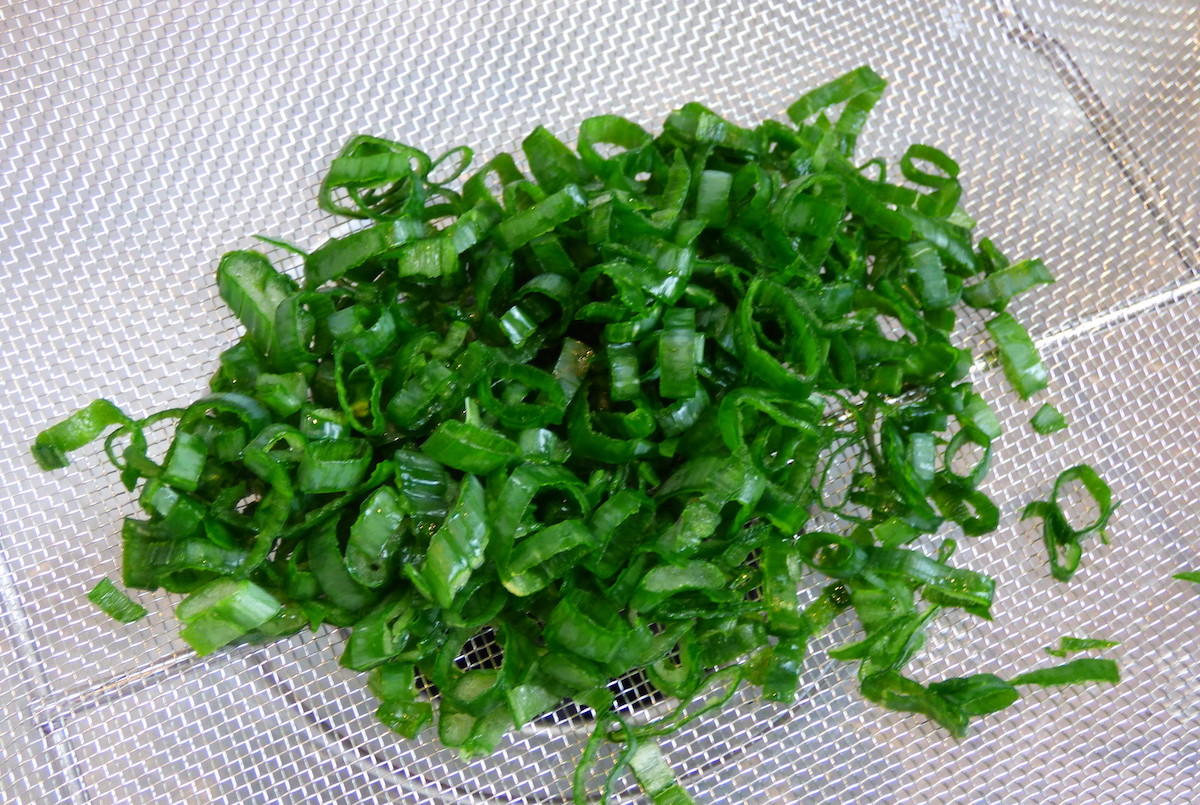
<box><xmin>1024</xmin><ymin>464</ymin><xmax>1118</xmax><ymax>582</ymax></box>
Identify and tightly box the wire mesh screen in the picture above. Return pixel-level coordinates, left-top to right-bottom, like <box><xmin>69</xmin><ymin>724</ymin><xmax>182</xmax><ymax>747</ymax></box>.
<box><xmin>2</xmin><ymin>0</ymin><xmax>1197</xmax><ymax>802</ymax></box>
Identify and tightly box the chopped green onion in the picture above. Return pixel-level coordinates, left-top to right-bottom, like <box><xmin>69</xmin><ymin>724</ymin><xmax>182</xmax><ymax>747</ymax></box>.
<box><xmin>1011</xmin><ymin>658</ymin><xmax>1120</xmax><ymax>687</ymax></box>
<box><xmin>962</xmin><ymin>258</ymin><xmax>1053</xmax><ymax>311</ymax></box>
<box><xmin>298</xmin><ymin>439</ymin><xmax>372</xmax><ymax>493</ymax></box>
<box><xmin>1045</xmin><ymin>636</ymin><xmax>1118</xmax><ymax>658</ymax></box>
<box><xmin>216</xmin><ymin>251</ymin><xmax>297</xmax><ymax>358</ymax></box>
<box><xmin>1030</xmin><ymin>403</ymin><xmax>1068</xmax><ymax>434</ymax></box>
<box><xmin>87</xmin><ymin>578</ymin><xmax>148</xmax><ymax>623</ymax></box>
<box><xmin>345</xmin><ymin>487</ymin><xmax>406</xmax><ymax>588</ymax></box>
<box><xmin>419</xmin><ymin>476</ymin><xmax>489</xmax><ymax>609</ymax></box>
<box><xmin>1024</xmin><ymin>464</ymin><xmax>1118</xmax><ymax>582</ymax></box>
<box><xmin>31</xmin><ymin>67</ymin><xmax>1117</xmax><ymax>804</ymax></box>
<box><xmin>176</xmin><ymin>578</ymin><xmax>281</xmax><ymax>655</ymax></box>
<box><xmin>627</xmin><ymin>742</ymin><xmax>695</xmax><ymax>805</ymax></box>
<box><xmin>986</xmin><ymin>312</ymin><xmax>1048</xmax><ymax>399</ymax></box>
<box><xmin>421</xmin><ymin>419</ymin><xmax>518</xmax><ymax>475</ymax></box>
<box><xmin>33</xmin><ymin>399</ymin><xmax>134</xmax><ymax>471</ymax></box>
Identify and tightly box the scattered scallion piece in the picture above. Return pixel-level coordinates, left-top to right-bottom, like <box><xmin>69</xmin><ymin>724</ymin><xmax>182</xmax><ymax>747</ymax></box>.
<box><xmin>1044</xmin><ymin>636</ymin><xmax>1118</xmax><ymax>657</ymax></box>
<box><xmin>1024</xmin><ymin>464</ymin><xmax>1118</xmax><ymax>582</ymax></box>
<box><xmin>87</xmin><ymin>578</ymin><xmax>148</xmax><ymax>623</ymax></box>
<box><xmin>1030</xmin><ymin>403</ymin><xmax>1068</xmax><ymax>434</ymax></box>
<box><xmin>986</xmin><ymin>313</ymin><xmax>1049</xmax><ymax>399</ymax></box>
<box><xmin>962</xmin><ymin>258</ymin><xmax>1053</xmax><ymax>311</ymax></box>
<box><xmin>1011</xmin><ymin>658</ymin><xmax>1120</xmax><ymax>687</ymax></box>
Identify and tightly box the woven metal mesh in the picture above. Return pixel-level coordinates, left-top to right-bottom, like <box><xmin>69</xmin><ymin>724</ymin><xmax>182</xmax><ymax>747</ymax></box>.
<box><xmin>2</xmin><ymin>1</ymin><xmax>1197</xmax><ymax>802</ymax></box>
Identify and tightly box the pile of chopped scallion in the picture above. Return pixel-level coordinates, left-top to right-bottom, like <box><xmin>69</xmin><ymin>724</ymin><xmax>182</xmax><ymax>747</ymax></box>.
<box><xmin>34</xmin><ymin>68</ymin><xmax>1119</xmax><ymax>803</ymax></box>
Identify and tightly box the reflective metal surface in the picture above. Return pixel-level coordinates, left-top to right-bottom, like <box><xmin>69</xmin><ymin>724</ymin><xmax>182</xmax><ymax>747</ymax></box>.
<box><xmin>2</xmin><ymin>1</ymin><xmax>1196</xmax><ymax>802</ymax></box>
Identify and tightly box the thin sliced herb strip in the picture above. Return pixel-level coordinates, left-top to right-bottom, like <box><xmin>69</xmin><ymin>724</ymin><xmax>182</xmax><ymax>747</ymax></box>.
<box><xmin>87</xmin><ymin>577</ymin><xmax>148</xmax><ymax>623</ymax></box>
<box><xmin>32</xmin><ymin>68</ymin><xmax>1118</xmax><ymax>804</ymax></box>
<box><xmin>1045</xmin><ymin>636</ymin><xmax>1118</xmax><ymax>658</ymax></box>
<box><xmin>1011</xmin><ymin>658</ymin><xmax>1120</xmax><ymax>687</ymax></box>
<box><xmin>986</xmin><ymin>312</ymin><xmax>1048</xmax><ymax>399</ymax></box>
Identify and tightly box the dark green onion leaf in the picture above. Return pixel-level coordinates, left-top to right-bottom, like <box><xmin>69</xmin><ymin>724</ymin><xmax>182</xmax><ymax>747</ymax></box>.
<box><xmin>496</xmin><ymin>185</ymin><xmax>588</xmax><ymax>251</ymax></box>
<box><xmin>986</xmin><ymin>313</ymin><xmax>1048</xmax><ymax>399</ymax></box>
<box><xmin>372</xmin><ymin>662</ymin><xmax>434</xmax><ymax>738</ymax></box>
<box><xmin>32</xmin><ymin>399</ymin><xmax>134</xmax><ymax>470</ymax></box>
<box><xmin>858</xmin><ymin>671</ymin><xmax>970</xmax><ymax>737</ymax></box>
<box><xmin>786</xmin><ymin>65</ymin><xmax>886</xmax><ymax>156</ymax></box>
<box><xmin>298</xmin><ymin>439</ymin><xmax>371</xmax><ymax>493</ymax></box>
<box><xmin>1045</xmin><ymin>636</ymin><xmax>1118</xmax><ymax>658</ymax></box>
<box><xmin>962</xmin><ymin>258</ymin><xmax>1053</xmax><ymax>311</ymax></box>
<box><xmin>87</xmin><ymin>578</ymin><xmax>148</xmax><ymax>623</ymax></box>
<box><xmin>420</xmin><ymin>476</ymin><xmax>490</xmax><ymax>609</ymax></box>
<box><xmin>501</xmin><ymin>519</ymin><xmax>595</xmax><ymax>596</ymax></box>
<box><xmin>523</xmin><ymin>125</ymin><xmax>591</xmax><ymax>194</ymax></box>
<box><xmin>318</xmin><ymin>135</ymin><xmax>433</xmax><ymax>220</ymax></box>
<box><xmin>658</xmin><ymin>307</ymin><xmax>700</xmax><ymax>399</ymax></box>
<box><xmin>309</xmin><ymin>518</ymin><xmax>379</xmax><ymax>612</ymax></box>
<box><xmin>926</xmin><ymin>674</ymin><xmax>1018</xmax><ymax>719</ymax></box>
<box><xmin>1011</xmin><ymin>658</ymin><xmax>1120</xmax><ymax>687</ymax></box>
<box><xmin>398</xmin><ymin>237</ymin><xmax>459</xmax><ymax>281</ymax></box>
<box><xmin>216</xmin><ymin>250</ymin><xmax>297</xmax><ymax>358</ymax></box>
<box><xmin>345</xmin><ymin>487</ymin><xmax>406</xmax><ymax>588</ymax></box>
<box><xmin>305</xmin><ymin>218</ymin><xmax>429</xmax><ymax>288</ymax></box>
<box><xmin>421</xmin><ymin>420</ymin><xmax>518</xmax><ymax>475</ymax></box>
<box><xmin>1030</xmin><ymin>403</ymin><xmax>1068</xmax><ymax>434</ymax></box>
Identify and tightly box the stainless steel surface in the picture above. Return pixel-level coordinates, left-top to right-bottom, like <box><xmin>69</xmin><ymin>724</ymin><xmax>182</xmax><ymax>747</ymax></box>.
<box><xmin>2</xmin><ymin>1</ymin><xmax>1197</xmax><ymax>802</ymax></box>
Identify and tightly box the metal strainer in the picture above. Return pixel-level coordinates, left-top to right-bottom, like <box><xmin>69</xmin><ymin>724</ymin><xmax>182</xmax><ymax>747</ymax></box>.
<box><xmin>2</xmin><ymin>1</ymin><xmax>1198</xmax><ymax>802</ymax></box>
